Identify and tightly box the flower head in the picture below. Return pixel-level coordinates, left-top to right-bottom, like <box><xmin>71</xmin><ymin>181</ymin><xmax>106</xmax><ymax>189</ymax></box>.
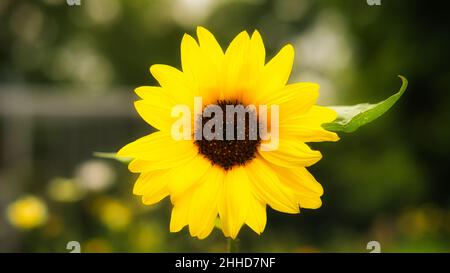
<box><xmin>6</xmin><ymin>195</ymin><xmax>48</xmax><ymax>230</ymax></box>
<box><xmin>118</xmin><ymin>27</ymin><xmax>339</xmax><ymax>239</ymax></box>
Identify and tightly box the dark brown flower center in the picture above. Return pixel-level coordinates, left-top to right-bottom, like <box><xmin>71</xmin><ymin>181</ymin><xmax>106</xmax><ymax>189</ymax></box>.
<box><xmin>194</xmin><ymin>100</ymin><xmax>261</xmax><ymax>171</ymax></box>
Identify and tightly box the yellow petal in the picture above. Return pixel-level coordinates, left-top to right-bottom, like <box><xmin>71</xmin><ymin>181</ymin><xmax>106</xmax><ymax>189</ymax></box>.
<box><xmin>181</xmin><ymin>34</ymin><xmax>201</xmax><ymax>76</ymax></box>
<box><xmin>133</xmin><ymin>85</ymin><xmax>194</xmax><ymax>136</ymax></box>
<box><xmin>280</xmin><ymin>126</ymin><xmax>339</xmax><ymax>143</ymax></box>
<box><xmin>170</xmin><ymin>193</ymin><xmax>192</xmax><ymax>232</ymax></box>
<box><xmin>239</xmin><ymin>30</ymin><xmax>266</xmax><ymax>106</ymax></box>
<box><xmin>196</xmin><ymin>26</ymin><xmax>224</xmax><ymax>68</ymax></box>
<box><xmin>222</xmin><ymin>31</ymin><xmax>250</xmax><ymax>100</ymax></box>
<box><xmin>256</xmin><ymin>44</ymin><xmax>295</xmax><ymax>100</ymax></box>
<box><xmin>117</xmin><ymin>132</ymin><xmax>197</xmax><ymax>161</ymax></box>
<box><xmin>258</xmin><ymin>138</ymin><xmax>322</xmax><ymax>168</ymax></box>
<box><xmin>133</xmin><ymin>101</ymin><xmax>172</xmax><ymax>132</ymax></box>
<box><xmin>245</xmin><ymin>157</ymin><xmax>299</xmax><ymax>213</ymax></box>
<box><xmin>218</xmin><ymin>166</ymin><xmax>251</xmax><ymax>239</ymax></box>
<box><xmin>258</xmin><ymin>83</ymin><xmax>319</xmax><ymax>116</ymax></box>
<box><xmin>133</xmin><ymin>86</ymin><xmax>177</xmax><ymax>131</ymax></box>
<box><xmin>180</xmin><ymin>34</ymin><xmax>219</xmax><ymax>104</ymax></box>
<box><xmin>133</xmin><ymin>171</ymin><xmax>160</xmax><ymax>195</ymax></box>
<box><xmin>270</xmin><ymin>164</ymin><xmax>325</xmax><ymax>209</ymax></box>
<box><xmin>149</xmin><ymin>64</ymin><xmax>197</xmax><ymax>106</ymax></box>
<box><xmin>127</xmin><ymin>153</ymin><xmax>195</xmax><ymax>173</ymax></box>
<box><xmin>197</xmin><ymin>217</ymin><xmax>219</xmax><ymax>239</ymax></box>
<box><xmin>296</xmin><ymin>195</ymin><xmax>322</xmax><ymax>209</ymax></box>
<box><xmin>218</xmin><ymin>219</ymin><xmax>230</xmax><ymax>237</ymax></box>
<box><xmin>280</xmin><ymin>106</ymin><xmax>339</xmax><ymax>142</ymax></box>
<box><xmin>286</xmin><ymin>105</ymin><xmax>337</xmax><ymax>125</ymax></box>
<box><xmin>134</xmin><ymin>171</ymin><xmax>170</xmax><ymax>205</ymax></box>
<box><xmin>245</xmin><ymin>196</ymin><xmax>266</xmax><ymax>234</ymax></box>
<box><xmin>167</xmin><ymin>155</ymin><xmax>212</xmax><ymax>202</ymax></box>
<box><xmin>250</xmin><ymin>30</ymin><xmax>265</xmax><ymax>68</ymax></box>
<box><xmin>273</xmin><ymin>165</ymin><xmax>323</xmax><ymax>194</ymax></box>
<box><xmin>135</xmin><ymin>86</ymin><xmax>167</xmax><ymax>100</ymax></box>
<box><xmin>188</xmin><ymin>166</ymin><xmax>224</xmax><ymax>239</ymax></box>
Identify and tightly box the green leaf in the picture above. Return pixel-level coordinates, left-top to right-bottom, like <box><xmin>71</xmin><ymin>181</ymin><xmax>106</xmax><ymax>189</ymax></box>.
<box><xmin>322</xmin><ymin>75</ymin><xmax>408</xmax><ymax>133</ymax></box>
<box><xmin>93</xmin><ymin>152</ymin><xmax>132</xmax><ymax>164</ymax></box>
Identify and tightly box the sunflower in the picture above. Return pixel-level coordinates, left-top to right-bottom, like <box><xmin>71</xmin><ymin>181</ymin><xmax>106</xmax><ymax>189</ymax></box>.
<box><xmin>118</xmin><ymin>27</ymin><xmax>339</xmax><ymax>239</ymax></box>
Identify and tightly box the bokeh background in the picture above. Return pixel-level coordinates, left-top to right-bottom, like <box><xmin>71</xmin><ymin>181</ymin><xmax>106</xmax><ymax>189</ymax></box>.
<box><xmin>1</xmin><ymin>0</ymin><xmax>449</xmax><ymax>253</ymax></box>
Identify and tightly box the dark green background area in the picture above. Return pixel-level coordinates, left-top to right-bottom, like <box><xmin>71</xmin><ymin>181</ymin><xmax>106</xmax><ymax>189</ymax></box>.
<box><xmin>0</xmin><ymin>0</ymin><xmax>449</xmax><ymax>252</ymax></box>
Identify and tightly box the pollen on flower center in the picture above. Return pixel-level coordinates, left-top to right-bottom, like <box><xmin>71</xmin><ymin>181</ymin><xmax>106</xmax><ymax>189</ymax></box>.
<box><xmin>194</xmin><ymin>100</ymin><xmax>261</xmax><ymax>171</ymax></box>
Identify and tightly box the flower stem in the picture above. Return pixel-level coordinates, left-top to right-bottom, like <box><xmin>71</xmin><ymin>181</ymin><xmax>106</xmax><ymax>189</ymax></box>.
<box><xmin>227</xmin><ymin>237</ymin><xmax>239</xmax><ymax>253</ymax></box>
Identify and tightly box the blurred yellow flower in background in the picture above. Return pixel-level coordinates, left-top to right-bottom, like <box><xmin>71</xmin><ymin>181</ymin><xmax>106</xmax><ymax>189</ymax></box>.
<box><xmin>396</xmin><ymin>205</ymin><xmax>445</xmax><ymax>238</ymax></box>
<box><xmin>119</xmin><ymin>27</ymin><xmax>339</xmax><ymax>239</ymax></box>
<box><xmin>97</xmin><ymin>198</ymin><xmax>132</xmax><ymax>231</ymax></box>
<box><xmin>129</xmin><ymin>222</ymin><xmax>165</xmax><ymax>252</ymax></box>
<box><xmin>47</xmin><ymin>177</ymin><xmax>85</xmax><ymax>202</ymax></box>
<box><xmin>6</xmin><ymin>196</ymin><xmax>48</xmax><ymax>230</ymax></box>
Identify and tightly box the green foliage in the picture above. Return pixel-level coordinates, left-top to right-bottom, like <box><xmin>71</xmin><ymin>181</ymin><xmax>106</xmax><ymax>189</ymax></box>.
<box><xmin>323</xmin><ymin>76</ymin><xmax>408</xmax><ymax>133</ymax></box>
<box><xmin>93</xmin><ymin>152</ymin><xmax>131</xmax><ymax>164</ymax></box>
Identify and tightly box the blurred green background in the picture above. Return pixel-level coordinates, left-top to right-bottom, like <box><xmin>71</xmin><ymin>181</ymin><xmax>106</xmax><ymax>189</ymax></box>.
<box><xmin>1</xmin><ymin>0</ymin><xmax>449</xmax><ymax>253</ymax></box>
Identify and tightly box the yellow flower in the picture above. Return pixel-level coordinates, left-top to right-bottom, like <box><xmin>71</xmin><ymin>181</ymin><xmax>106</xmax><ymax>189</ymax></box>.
<box><xmin>47</xmin><ymin>177</ymin><xmax>85</xmax><ymax>202</ymax></box>
<box><xmin>118</xmin><ymin>27</ymin><xmax>339</xmax><ymax>239</ymax></box>
<box><xmin>98</xmin><ymin>199</ymin><xmax>132</xmax><ymax>231</ymax></box>
<box><xmin>6</xmin><ymin>195</ymin><xmax>48</xmax><ymax>230</ymax></box>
